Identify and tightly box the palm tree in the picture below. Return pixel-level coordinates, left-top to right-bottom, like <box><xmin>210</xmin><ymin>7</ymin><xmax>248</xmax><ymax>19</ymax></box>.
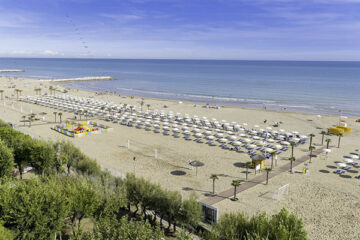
<box><xmin>270</xmin><ymin>152</ymin><xmax>276</xmax><ymax>169</ymax></box>
<box><xmin>58</xmin><ymin>112</ymin><xmax>63</xmax><ymax>123</ymax></box>
<box><xmin>337</xmin><ymin>133</ymin><xmax>343</xmax><ymax>148</ymax></box>
<box><xmin>231</xmin><ymin>180</ymin><xmax>241</xmax><ymax>201</ymax></box>
<box><xmin>309</xmin><ymin>133</ymin><xmax>315</xmax><ymax>148</ymax></box>
<box><xmin>0</xmin><ymin>90</ymin><xmax>4</xmax><ymax>100</ymax></box>
<box><xmin>290</xmin><ymin>142</ymin><xmax>296</xmax><ymax>158</ymax></box>
<box><xmin>265</xmin><ymin>168</ymin><xmax>272</xmax><ymax>185</ymax></box>
<box><xmin>53</xmin><ymin>112</ymin><xmax>57</xmax><ymax>122</ymax></box>
<box><xmin>123</xmin><ymin>104</ymin><xmax>128</xmax><ymax>111</ymax></box>
<box><xmin>28</xmin><ymin>115</ymin><xmax>35</xmax><ymax>127</ymax></box>
<box><xmin>309</xmin><ymin>146</ymin><xmax>315</xmax><ymax>163</ymax></box>
<box><xmin>129</xmin><ymin>105</ymin><xmax>134</xmax><ymax>113</ymax></box>
<box><xmin>289</xmin><ymin>157</ymin><xmax>295</xmax><ymax>173</ymax></box>
<box><xmin>21</xmin><ymin>115</ymin><xmax>26</xmax><ymax>126</ymax></box>
<box><xmin>34</xmin><ymin>88</ymin><xmax>41</xmax><ymax>95</ymax></box>
<box><xmin>320</xmin><ymin>131</ymin><xmax>326</xmax><ymax>145</ymax></box>
<box><xmin>14</xmin><ymin>89</ymin><xmax>22</xmax><ymax>101</ymax></box>
<box><xmin>325</xmin><ymin>138</ymin><xmax>331</xmax><ymax>149</ymax></box>
<box><xmin>140</xmin><ymin>101</ymin><xmax>144</xmax><ymax>112</ymax></box>
<box><xmin>77</xmin><ymin>110</ymin><xmax>82</xmax><ymax>120</ymax></box>
<box><xmin>147</xmin><ymin>104</ymin><xmax>150</xmax><ymax>111</ymax></box>
<box><xmin>83</xmin><ymin>110</ymin><xmax>88</xmax><ymax>120</ymax></box>
<box><xmin>245</xmin><ymin>161</ymin><xmax>252</xmax><ymax>181</ymax></box>
<box><xmin>210</xmin><ymin>174</ymin><xmax>218</xmax><ymax>195</ymax></box>
<box><xmin>107</xmin><ymin>107</ymin><xmax>112</xmax><ymax>115</ymax></box>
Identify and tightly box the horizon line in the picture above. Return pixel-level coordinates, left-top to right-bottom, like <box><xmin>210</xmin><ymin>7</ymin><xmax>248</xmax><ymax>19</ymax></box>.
<box><xmin>1</xmin><ymin>56</ymin><xmax>360</xmax><ymax>63</ymax></box>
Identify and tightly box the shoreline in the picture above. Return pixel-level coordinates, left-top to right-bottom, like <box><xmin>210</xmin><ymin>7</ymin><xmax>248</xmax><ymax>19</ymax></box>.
<box><xmin>58</xmin><ymin>82</ymin><xmax>349</xmax><ymax>118</ymax></box>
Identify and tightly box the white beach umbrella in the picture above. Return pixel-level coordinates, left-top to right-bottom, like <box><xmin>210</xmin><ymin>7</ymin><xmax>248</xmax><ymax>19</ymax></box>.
<box><xmin>275</xmin><ymin>144</ymin><xmax>282</xmax><ymax>149</ymax></box>
<box><xmin>244</xmin><ymin>138</ymin><xmax>251</xmax><ymax>143</ymax></box>
<box><xmin>248</xmin><ymin>144</ymin><xmax>257</xmax><ymax>149</ymax></box>
<box><xmin>232</xmin><ymin>141</ymin><xmax>241</xmax><ymax>146</ymax></box>
<box><xmin>336</xmin><ymin>162</ymin><xmax>346</xmax><ymax>168</ymax></box>
<box><xmin>215</xmin><ymin>133</ymin><xmax>224</xmax><ymax>138</ymax></box>
<box><xmin>343</xmin><ymin>158</ymin><xmax>353</xmax><ymax>163</ymax></box>
<box><xmin>183</xmin><ymin>130</ymin><xmax>191</xmax><ymax>135</ymax></box>
<box><xmin>267</xmin><ymin>139</ymin><xmax>275</xmax><ymax>143</ymax></box>
<box><xmin>194</xmin><ymin>133</ymin><xmax>202</xmax><ymax>138</ymax></box>
<box><xmin>265</xmin><ymin>148</ymin><xmax>274</xmax><ymax>153</ymax></box>
<box><xmin>266</xmin><ymin>127</ymin><xmax>272</xmax><ymax>130</ymax></box>
<box><xmin>207</xmin><ymin>135</ymin><xmax>215</xmax><ymax>140</ymax></box>
<box><xmin>254</xmin><ymin>125</ymin><xmax>259</xmax><ymax>128</ymax></box>
<box><xmin>228</xmin><ymin>135</ymin><xmax>237</xmax><ymax>140</ymax></box>
<box><xmin>282</xmin><ymin>141</ymin><xmax>290</xmax><ymax>145</ymax></box>
<box><xmin>350</xmin><ymin>155</ymin><xmax>359</xmax><ymax>159</ymax></box>
<box><xmin>218</xmin><ymin>138</ymin><xmax>227</xmax><ymax>143</ymax></box>
<box><xmin>253</xmin><ymin>136</ymin><xmax>260</xmax><ymax>140</ymax></box>
<box><xmin>323</xmin><ymin>149</ymin><xmax>331</xmax><ymax>153</ymax></box>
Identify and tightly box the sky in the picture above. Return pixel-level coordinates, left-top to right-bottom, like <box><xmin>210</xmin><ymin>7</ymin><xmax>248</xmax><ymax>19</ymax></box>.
<box><xmin>1</xmin><ymin>0</ymin><xmax>360</xmax><ymax>60</ymax></box>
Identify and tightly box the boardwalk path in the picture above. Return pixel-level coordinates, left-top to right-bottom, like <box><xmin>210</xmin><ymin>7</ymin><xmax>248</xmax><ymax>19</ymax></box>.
<box><xmin>201</xmin><ymin>147</ymin><xmax>325</xmax><ymax>206</ymax></box>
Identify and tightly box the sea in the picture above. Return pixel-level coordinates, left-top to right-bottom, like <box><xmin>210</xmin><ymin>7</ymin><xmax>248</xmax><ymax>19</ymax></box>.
<box><xmin>0</xmin><ymin>58</ymin><xmax>359</xmax><ymax>116</ymax></box>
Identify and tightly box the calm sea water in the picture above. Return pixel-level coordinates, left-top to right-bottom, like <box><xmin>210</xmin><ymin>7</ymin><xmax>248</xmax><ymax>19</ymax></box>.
<box><xmin>1</xmin><ymin>58</ymin><xmax>359</xmax><ymax>116</ymax></box>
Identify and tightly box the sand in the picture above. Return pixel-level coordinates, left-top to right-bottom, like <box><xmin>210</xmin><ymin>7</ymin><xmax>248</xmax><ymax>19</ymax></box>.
<box><xmin>0</xmin><ymin>76</ymin><xmax>359</xmax><ymax>239</ymax></box>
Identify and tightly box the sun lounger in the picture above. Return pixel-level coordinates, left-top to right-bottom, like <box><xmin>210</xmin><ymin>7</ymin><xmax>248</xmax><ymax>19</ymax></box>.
<box><xmin>335</xmin><ymin>169</ymin><xmax>346</xmax><ymax>174</ymax></box>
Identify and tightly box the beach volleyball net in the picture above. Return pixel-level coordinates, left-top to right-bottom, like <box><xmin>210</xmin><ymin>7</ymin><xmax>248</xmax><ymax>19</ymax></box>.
<box><xmin>272</xmin><ymin>184</ymin><xmax>289</xmax><ymax>200</ymax></box>
<box><xmin>125</xmin><ymin>138</ymin><xmax>191</xmax><ymax>168</ymax></box>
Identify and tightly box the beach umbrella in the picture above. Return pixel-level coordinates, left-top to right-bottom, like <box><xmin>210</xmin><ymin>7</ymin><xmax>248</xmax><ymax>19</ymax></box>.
<box><xmin>189</xmin><ymin>160</ymin><xmax>204</xmax><ymax>176</ymax></box>
<box><xmin>194</xmin><ymin>133</ymin><xmax>202</xmax><ymax>138</ymax></box>
<box><xmin>248</xmin><ymin>144</ymin><xmax>257</xmax><ymax>149</ymax></box>
<box><xmin>228</xmin><ymin>135</ymin><xmax>237</xmax><ymax>140</ymax></box>
<box><xmin>282</xmin><ymin>141</ymin><xmax>290</xmax><ymax>145</ymax></box>
<box><xmin>265</xmin><ymin>148</ymin><xmax>274</xmax><ymax>153</ymax></box>
<box><xmin>279</xmin><ymin>129</ymin><xmax>285</xmax><ymax>132</ymax></box>
<box><xmin>292</xmin><ymin>137</ymin><xmax>300</xmax><ymax>142</ymax></box>
<box><xmin>183</xmin><ymin>130</ymin><xmax>191</xmax><ymax>135</ymax></box>
<box><xmin>275</xmin><ymin>145</ymin><xmax>282</xmax><ymax>149</ymax></box>
<box><xmin>239</xmin><ymin>133</ymin><xmax>246</xmax><ymax>137</ymax></box>
<box><xmin>173</xmin><ymin>128</ymin><xmax>180</xmax><ymax>132</ymax></box>
<box><xmin>192</xmin><ymin>128</ymin><xmax>201</xmax><ymax>133</ymax></box>
<box><xmin>232</xmin><ymin>141</ymin><xmax>241</xmax><ymax>146</ymax></box>
<box><xmin>253</xmin><ymin>136</ymin><xmax>260</xmax><ymax>140</ymax></box>
<box><xmin>254</xmin><ymin>125</ymin><xmax>259</xmax><ymax>128</ymax></box>
<box><xmin>266</xmin><ymin>127</ymin><xmax>272</xmax><ymax>130</ymax></box>
<box><xmin>218</xmin><ymin>138</ymin><xmax>227</xmax><ymax>143</ymax></box>
<box><xmin>350</xmin><ymin>155</ymin><xmax>359</xmax><ymax>159</ymax></box>
<box><xmin>204</xmin><ymin>131</ymin><xmax>212</xmax><ymax>136</ymax></box>
<box><xmin>244</xmin><ymin>138</ymin><xmax>251</xmax><ymax>143</ymax></box>
<box><xmin>215</xmin><ymin>133</ymin><xmax>224</xmax><ymax>137</ymax></box>
<box><xmin>343</xmin><ymin>158</ymin><xmax>353</xmax><ymax>163</ymax></box>
<box><xmin>336</xmin><ymin>162</ymin><xmax>346</xmax><ymax>168</ymax></box>
<box><xmin>267</xmin><ymin>139</ymin><xmax>275</xmax><ymax>143</ymax></box>
<box><xmin>207</xmin><ymin>135</ymin><xmax>215</xmax><ymax>140</ymax></box>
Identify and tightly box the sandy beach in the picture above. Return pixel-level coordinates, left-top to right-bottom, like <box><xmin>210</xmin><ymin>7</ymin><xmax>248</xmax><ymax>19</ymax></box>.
<box><xmin>0</xmin><ymin>76</ymin><xmax>359</xmax><ymax>240</ymax></box>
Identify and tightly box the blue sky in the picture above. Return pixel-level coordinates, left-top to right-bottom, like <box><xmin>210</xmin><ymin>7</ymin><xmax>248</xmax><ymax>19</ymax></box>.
<box><xmin>1</xmin><ymin>0</ymin><xmax>360</xmax><ymax>60</ymax></box>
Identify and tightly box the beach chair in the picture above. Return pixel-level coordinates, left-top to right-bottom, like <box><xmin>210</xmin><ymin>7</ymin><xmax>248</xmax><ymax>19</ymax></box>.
<box><xmin>235</xmin><ymin>146</ymin><xmax>241</xmax><ymax>152</ymax></box>
<box><xmin>356</xmin><ymin>175</ymin><xmax>360</xmax><ymax>179</ymax></box>
<box><xmin>220</xmin><ymin>143</ymin><xmax>228</xmax><ymax>149</ymax></box>
<box><xmin>184</xmin><ymin>135</ymin><xmax>191</xmax><ymax>140</ymax></box>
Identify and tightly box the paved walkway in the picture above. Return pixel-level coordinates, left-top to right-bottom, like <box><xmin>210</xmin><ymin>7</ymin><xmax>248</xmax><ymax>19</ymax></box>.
<box><xmin>201</xmin><ymin>147</ymin><xmax>325</xmax><ymax>206</ymax></box>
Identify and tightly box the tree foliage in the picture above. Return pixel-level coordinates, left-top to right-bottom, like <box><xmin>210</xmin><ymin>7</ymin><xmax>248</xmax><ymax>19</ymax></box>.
<box><xmin>207</xmin><ymin>208</ymin><xmax>307</xmax><ymax>240</ymax></box>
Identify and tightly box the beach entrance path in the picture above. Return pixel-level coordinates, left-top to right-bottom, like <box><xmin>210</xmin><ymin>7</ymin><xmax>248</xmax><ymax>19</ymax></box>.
<box><xmin>201</xmin><ymin>147</ymin><xmax>325</xmax><ymax>206</ymax></box>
